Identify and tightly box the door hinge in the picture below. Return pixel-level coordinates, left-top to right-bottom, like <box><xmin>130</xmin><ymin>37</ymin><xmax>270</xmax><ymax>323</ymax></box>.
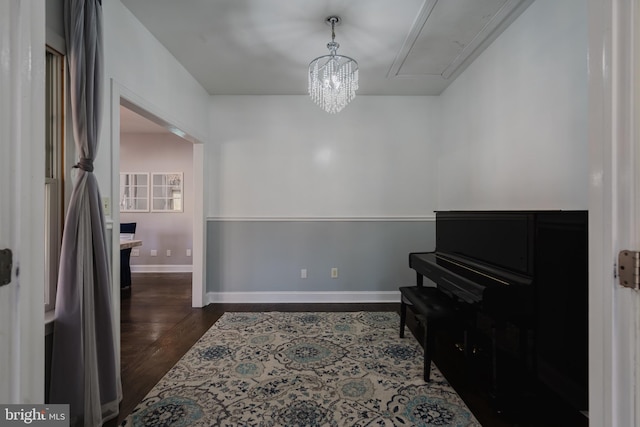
<box><xmin>618</xmin><ymin>250</ymin><xmax>640</xmax><ymax>289</ymax></box>
<box><xmin>0</xmin><ymin>248</ymin><xmax>12</xmax><ymax>287</ymax></box>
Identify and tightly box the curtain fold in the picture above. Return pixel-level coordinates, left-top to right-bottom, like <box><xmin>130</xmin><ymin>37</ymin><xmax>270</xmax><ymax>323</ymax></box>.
<box><xmin>50</xmin><ymin>1</ymin><xmax>121</xmax><ymax>425</ymax></box>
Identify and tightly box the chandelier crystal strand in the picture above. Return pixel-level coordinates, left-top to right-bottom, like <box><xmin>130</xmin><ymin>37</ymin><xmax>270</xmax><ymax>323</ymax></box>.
<box><xmin>308</xmin><ymin>16</ymin><xmax>358</xmax><ymax>114</ymax></box>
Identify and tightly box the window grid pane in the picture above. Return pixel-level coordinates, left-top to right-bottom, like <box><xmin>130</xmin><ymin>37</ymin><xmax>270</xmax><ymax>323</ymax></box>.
<box><xmin>120</xmin><ymin>173</ymin><xmax>149</xmax><ymax>212</ymax></box>
<box><xmin>151</xmin><ymin>173</ymin><xmax>183</xmax><ymax>212</ymax></box>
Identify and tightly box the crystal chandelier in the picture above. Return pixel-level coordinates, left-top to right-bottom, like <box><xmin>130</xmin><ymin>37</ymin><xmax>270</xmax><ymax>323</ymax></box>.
<box><xmin>308</xmin><ymin>16</ymin><xmax>359</xmax><ymax>114</ymax></box>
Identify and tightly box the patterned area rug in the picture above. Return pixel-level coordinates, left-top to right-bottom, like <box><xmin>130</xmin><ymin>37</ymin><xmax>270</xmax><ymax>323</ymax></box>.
<box><xmin>121</xmin><ymin>312</ymin><xmax>480</xmax><ymax>426</ymax></box>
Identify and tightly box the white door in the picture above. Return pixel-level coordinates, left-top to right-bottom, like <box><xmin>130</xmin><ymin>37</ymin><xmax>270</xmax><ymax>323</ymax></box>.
<box><xmin>588</xmin><ymin>0</ymin><xmax>640</xmax><ymax>426</ymax></box>
<box><xmin>0</xmin><ymin>0</ymin><xmax>45</xmax><ymax>404</ymax></box>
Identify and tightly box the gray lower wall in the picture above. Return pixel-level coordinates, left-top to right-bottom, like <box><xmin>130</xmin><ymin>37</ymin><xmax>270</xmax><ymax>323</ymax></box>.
<box><xmin>206</xmin><ymin>220</ymin><xmax>435</xmax><ymax>295</ymax></box>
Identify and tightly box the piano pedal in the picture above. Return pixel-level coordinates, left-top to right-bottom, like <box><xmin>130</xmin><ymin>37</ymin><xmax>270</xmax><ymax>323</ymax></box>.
<box><xmin>488</xmin><ymin>391</ymin><xmax>505</xmax><ymax>415</ymax></box>
<box><xmin>455</xmin><ymin>342</ymin><xmax>482</xmax><ymax>355</ymax></box>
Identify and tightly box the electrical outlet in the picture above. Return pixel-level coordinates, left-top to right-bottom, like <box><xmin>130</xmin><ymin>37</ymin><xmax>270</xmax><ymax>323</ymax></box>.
<box><xmin>150</xmin><ymin>249</ymin><xmax>157</xmax><ymax>257</ymax></box>
<box><xmin>186</xmin><ymin>249</ymin><xmax>192</xmax><ymax>257</ymax></box>
<box><xmin>331</xmin><ymin>267</ymin><xmax>338</xmax><ymax>278</ymax></box>
<box><xmin>166</xmin><ymin>249</ymin><xmax>171</xmax><ymax>256</ymax></box>
<box><xmin>301</xmin><ymin>269</ymin><xmax>307</xmax><ymax>279</ymax></box>
<box><xmin>131</xmin><ymin>249</ymin><xmax>139</xmax><ymax>257</ymax></box>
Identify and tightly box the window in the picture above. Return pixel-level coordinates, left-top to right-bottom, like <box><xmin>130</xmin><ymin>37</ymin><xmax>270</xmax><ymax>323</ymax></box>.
<box><xmin>120</xmin><ymin>173</ymin><xmax>149</xmax><ymax>212</ymax></box>
<box><xmin>45</xmin><ymin>47</ymin><xmax>64</xmax><ymax>312</ymax></box>
<box><xmin>151</xmin><ymin>173</ymin><xmax>183</xmax><ymax>212</ymax></box>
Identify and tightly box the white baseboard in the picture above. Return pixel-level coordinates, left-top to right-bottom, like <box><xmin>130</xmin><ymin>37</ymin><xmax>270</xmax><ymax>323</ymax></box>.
<box><xmin>205</xmin><ymin>291</ymin><xmax>401</xmax><ymax>305</ymax></box>
<box><xmin>131</xmin><ymin>264</ymin><xmax>193</xmax><ymax>273</ymax></box>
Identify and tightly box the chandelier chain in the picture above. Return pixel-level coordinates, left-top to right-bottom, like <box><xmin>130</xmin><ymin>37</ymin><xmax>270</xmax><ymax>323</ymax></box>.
<box><xmin>330</xmin><ymin>18</ymin><xmax>336</xmax><ymax>43</ymax></box>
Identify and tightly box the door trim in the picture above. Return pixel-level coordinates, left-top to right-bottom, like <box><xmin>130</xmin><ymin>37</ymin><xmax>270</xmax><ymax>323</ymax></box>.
<box><xmin>588</xmin><ymin>0</ymin><xmax>640</xmax><ymax>425</ymax></box>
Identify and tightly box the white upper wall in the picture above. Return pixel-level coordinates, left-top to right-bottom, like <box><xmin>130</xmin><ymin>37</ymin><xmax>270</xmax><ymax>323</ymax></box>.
<box><xmin>103</xmin><ymin>2</ymin><xmax>209</xmax><ymax>142</ymax></box>
<box><xmin>72</xmin><ymin>0</ymin><xmax>587</xmax><ymax>221</ymax></box>
<box><xmin>99</xmin><ymin>1</ymin><xmax>210</xmax><ymax>214</ymax></box>
<box><xmin>438</xmin><ymin>0</ymin><xmax>588</xmax><ymax>210</ymax></box>
<box><xmin>207</xmin><ymin>0</ymin><xmax>588</xmax><ymax>218</ymax></box>
<box><xmin>208</xmin><ymin>96</ymin><xmax>440</xmax><ymax>219</ymax></box>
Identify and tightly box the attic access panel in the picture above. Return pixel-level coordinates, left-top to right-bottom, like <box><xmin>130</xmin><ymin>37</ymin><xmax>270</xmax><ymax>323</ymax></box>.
<box><xmin>388</xmin><ymin>0</ymin><xmax>533</xmax><ymax>84</ymax></box>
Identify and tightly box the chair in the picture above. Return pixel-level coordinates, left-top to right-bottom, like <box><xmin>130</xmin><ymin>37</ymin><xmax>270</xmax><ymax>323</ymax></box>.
<box><xmin>120</xmin><ymin>222</ymin><xmax>137</xmax><ymax>290</ymax></box>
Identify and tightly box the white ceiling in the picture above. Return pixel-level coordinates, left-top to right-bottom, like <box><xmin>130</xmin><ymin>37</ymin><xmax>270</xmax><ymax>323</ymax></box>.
<box><xmin>119</xmin><ymin>0</ymin><xmax>533</xmax><ymax>131</ymax></box>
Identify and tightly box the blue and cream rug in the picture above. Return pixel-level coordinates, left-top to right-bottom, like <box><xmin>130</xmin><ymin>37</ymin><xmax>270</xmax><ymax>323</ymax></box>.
<box><xmin>121</xmin><ymin>312</ymin><xmax>480</xmax><ymax>426</ymax></box>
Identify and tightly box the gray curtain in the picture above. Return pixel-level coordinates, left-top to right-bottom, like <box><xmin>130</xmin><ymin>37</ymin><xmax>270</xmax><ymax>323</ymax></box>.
<box><xmin>50</xmin><ymin>1</ymin><xmax>121</xmax><ymax>425</ymax></box>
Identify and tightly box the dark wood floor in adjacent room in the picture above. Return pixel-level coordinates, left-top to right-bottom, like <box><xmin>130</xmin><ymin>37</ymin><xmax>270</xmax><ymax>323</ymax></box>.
<box><xmin>107</xmin><ymin>273</ymin><xmax>588</xmax><ymax>427</ymax></box>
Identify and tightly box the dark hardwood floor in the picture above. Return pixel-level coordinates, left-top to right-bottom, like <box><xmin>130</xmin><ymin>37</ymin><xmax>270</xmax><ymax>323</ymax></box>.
<box><xmin>108</xmin><ymin>273</ymin><xmax>588</xmax><ymax>427</ymax></box>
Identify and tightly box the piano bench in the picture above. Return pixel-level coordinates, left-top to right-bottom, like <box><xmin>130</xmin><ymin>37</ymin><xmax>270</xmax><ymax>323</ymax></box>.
<box><xmin>399</xmin><ymin>286</ymin><xmax>459</xmax><ymax>382</ymax></box>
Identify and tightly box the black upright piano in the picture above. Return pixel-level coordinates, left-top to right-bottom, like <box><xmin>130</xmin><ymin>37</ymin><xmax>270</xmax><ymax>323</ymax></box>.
<box><xmin>409</xmin><ymin>210</ymin><xmax>588</xmax><ymax>410</ymax></box>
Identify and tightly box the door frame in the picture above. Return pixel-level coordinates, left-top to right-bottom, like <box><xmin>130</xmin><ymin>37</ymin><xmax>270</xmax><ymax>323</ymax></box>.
<box><xmin>588</xmin><ymin>0</ymin><xmax>640</xmax><ymax>425</ymax></box>
<box><xmin>108</xmin><ymin>80</ymin><xmax>206</xmax><ymax>370</ymax></box>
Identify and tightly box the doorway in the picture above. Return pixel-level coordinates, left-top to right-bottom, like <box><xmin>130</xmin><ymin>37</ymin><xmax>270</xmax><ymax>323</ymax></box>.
<box><xmin>108</xmin><ymin>82</ymin><xmax>206</xmax><ymax>376</ymax></box>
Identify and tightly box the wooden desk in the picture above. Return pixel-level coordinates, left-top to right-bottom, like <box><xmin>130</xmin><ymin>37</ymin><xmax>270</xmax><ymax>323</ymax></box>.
<box><xmin>120</xmin><ymin>239</ymin><xmax>142</xmax><ymax>250</ymax></box>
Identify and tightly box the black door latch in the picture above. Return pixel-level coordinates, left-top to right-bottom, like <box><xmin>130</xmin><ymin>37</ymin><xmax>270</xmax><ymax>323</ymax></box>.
<box><xmin>0</xmin><ymin>248</ymin><xmax>12</xmax><ymax>286</ymax></box>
